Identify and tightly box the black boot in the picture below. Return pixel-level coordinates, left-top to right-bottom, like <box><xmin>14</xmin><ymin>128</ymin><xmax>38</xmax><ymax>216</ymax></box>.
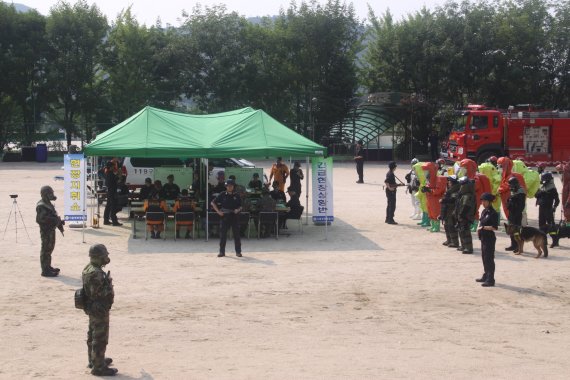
<box><xmin>482</xmin><ymin>273</ymin><xmax>495</xmax><ymax>287</ymax></box>
<box><xmin>476</xmin><ymin>274</ymin><xmax>487</xmax><ymax>283</ymax></box>
<box><xmin>88</xmin><ymin>358</ymin><xmax>113</xmax><ymax>369</ymax></box>
<box><xmin>550</xmin><ymin>236</ymin><xmax>559</xmax><ymax>248</ymax></box>
<box><xmin>155</xmin><ymin>232</ymin><xmax>161</xmax><ymax>239</ymax></box>
<box><xmin>91</xmin><ymin>366</ymin><xmax>118</xmax><ymax>376</ymax></box>
<box><xmin>505</xmin><ymin>236</ymin><xmax>517</xmax><ymax>251</ymax></box>
<box><xmin>41</xmin><ymin>269</ymin><xmax>58</xmax><ymax>277</ymax></box>
<box><xmin>49</xmin><ymin>266</ymin><xmax>60</xmax><ymax>273</ymax></box>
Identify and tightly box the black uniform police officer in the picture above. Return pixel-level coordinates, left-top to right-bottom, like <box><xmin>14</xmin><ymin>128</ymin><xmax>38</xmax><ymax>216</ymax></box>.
<box><xmin>385</xmin><ymin>161</ymin><xmax>398</xmax><ymax>224</ymax></box>
<box><xmin>211</xmin><ymin>179</ymin><xmax>243</xmax><ymax>257</ymax></box>
<box><xmin>477</xmin><ymin>192</ymin><xmax>499</xmax><ymax>287</ymax></box>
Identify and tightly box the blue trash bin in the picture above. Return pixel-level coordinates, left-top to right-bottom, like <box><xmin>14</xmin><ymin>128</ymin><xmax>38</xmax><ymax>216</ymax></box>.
<box><xmin>36</xmin><ymin>143</ymin><xmax>48</xmax><ymax>163</ymax></box>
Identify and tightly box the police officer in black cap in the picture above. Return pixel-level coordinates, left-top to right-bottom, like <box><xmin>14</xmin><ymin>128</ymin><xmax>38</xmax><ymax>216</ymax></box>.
<box><xmin>477</xmin><ymin>192</ymin><xmax>499</xmax><ymax>287</ymax></box>
<box><xmin>535</xmin><ymin>171</ymin><xmax>560</xmax><ymax>247</ymax></box>
<box><xmin>385</xmin><ymin>161</ymin><xmax>399</xmax><ymax>224</ymax></box>
<box><xmin>354</xmin><ymin>140</ymin><xmax>364</xmax><ymax>183</ymax></box>
<box><xmin>211</xmin><ymin>178</ymin><xmax>243</xmax><ymax>257</ymax></box>
<box><xmin>505</xmin><ymin>176</ymin><xmax>526</xmax><ymax>251</ymax></box>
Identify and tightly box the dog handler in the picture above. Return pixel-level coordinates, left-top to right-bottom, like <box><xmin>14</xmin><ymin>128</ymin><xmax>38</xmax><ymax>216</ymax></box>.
<box><xmin>477</xmin><ymin>193</ymin><xmax>499</xmax><ymax>287</ymax></box>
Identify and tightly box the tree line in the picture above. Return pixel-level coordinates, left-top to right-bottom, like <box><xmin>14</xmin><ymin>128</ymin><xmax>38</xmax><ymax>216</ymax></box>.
<box><xmin>1</xmin><ymin>0</ymin><xmax>568</xmax><ymax>153</ymax></box>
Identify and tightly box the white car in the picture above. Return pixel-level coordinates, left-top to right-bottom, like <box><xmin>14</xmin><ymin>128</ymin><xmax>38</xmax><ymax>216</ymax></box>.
<box><xmin>121</xmin><ymin>157</ymin><xmax>256</xmax><ymax>188</ymax></box>
<box><xmin>122</xmin><ymin>157</ymin><xmax>185</xmax><ymax>187</ymax></box>
<box><xmin>206</xmin><ymin>158</ymin><xmax>255</xmax><ymax>185</ymax></box>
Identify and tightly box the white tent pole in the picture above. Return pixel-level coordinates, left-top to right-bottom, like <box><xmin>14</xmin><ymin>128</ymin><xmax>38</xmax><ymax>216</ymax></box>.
<box><xmin>90</xmin><ymin>156</ymin><xmax>94</xmax><ymax>229</ymax></box>
<box><xmin>81</xmin><ymin>155</ymin><xmax>87</xmax><ymax>243</ymax></box>
<box><xmin>205</xmin><ymin>158</ymin><xmax>209</xmax><ymax>242</ymax></box>
<box><xmin>305</xmin><ymin>157</ymin><xmax>309</xmax><ymax>225</ymax></box>
<box><xmin>324</xmin><ymin>164</ymin><xmax>328</xmax><ymax>240</ymax></box>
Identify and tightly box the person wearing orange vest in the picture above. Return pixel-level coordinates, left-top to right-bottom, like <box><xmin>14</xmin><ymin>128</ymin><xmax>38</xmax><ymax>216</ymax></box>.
<box><xmin>172</xmin><ymin>189</ymin><xmax>196</xmax><ymax>239</ymax></box>
<box><xmin>144</xmin><ymin>197</ymin><xmax>168</xmax><ymax>239</ymax></box>
<box><xmin>269</xmin><ymin>157</ymin><xmax>290</xmax><ymax>192</ymax></box>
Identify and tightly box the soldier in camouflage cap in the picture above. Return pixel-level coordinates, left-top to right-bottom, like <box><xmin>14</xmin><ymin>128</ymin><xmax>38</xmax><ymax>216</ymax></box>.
<box><xmin>36</xmin><ymin>185</ymin><xmax>64</xmax><ymax>277</ymax></box>
<box><xmin>83</xmin><ymin>244</ymin><xmax>117</xmax><ymax>376</ymax></box>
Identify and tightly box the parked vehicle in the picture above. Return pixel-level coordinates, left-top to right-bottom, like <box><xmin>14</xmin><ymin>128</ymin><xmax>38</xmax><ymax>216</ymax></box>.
<box><xmin>122</xmin><ymin>157</ymin><xmax>185</xmax><ymax>188</ymax></box>
<box><xmin>206</xmin><ymin>158</ymin><xmax>255</xmax><ymax>185</ymax></box>
<box><xmin>446</xmin><ymin>104</ymin><xmax>570</xmax><ymax>165</ymax></box>
<box><xmin>121</xmin><ymin>157</ymin><xmax>256</xmax><ymax>188</ymax></box>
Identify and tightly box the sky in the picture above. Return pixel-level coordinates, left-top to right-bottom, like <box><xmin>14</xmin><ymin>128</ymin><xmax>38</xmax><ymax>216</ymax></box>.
<box><xmin>14</xmin><ymin>0</ymin><xmax>445</xmax><ymax>26</ymax></box>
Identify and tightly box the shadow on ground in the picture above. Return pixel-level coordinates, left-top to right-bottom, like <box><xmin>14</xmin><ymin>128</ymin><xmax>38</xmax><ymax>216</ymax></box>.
<box><xmin>126</xmin><ymin>216</ymin><xmax>381</xmax><ymax>255</ymax></box>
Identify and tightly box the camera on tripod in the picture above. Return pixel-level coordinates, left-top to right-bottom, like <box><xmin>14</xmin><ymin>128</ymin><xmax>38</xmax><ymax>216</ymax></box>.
<box><xmin>10</xmin><ymin>194</ymin><xmax>18</xmax><ymax>199</ymax></box>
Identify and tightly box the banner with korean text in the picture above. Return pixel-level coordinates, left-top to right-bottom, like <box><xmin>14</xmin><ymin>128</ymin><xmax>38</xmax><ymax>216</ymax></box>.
<box><xmin>63</xmin><ymin>154</ymin><xmax>87</xmax><ymax>222</ymax></box>
<box><xmin>311</xmin><ymin>157</ymin><xmax>334</xmax><ymax>224</ymax></box>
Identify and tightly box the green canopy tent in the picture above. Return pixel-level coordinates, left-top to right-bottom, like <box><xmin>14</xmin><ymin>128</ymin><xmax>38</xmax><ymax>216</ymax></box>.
<box><xmin>84</xmin><ymin>106</ymin><xmax>327</xmax><ymax>240</ymax></box>
<box><xmin>84</xmin><ymin>106</ymin><xmax>326</xmax><ymax>158</ymax></box>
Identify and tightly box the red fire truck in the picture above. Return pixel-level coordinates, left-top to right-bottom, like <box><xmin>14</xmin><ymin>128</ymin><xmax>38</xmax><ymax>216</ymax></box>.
<box><xmin>445</xmin><ymin>104</ymin><xmax>570</xmax><ymax>165</ymax></box>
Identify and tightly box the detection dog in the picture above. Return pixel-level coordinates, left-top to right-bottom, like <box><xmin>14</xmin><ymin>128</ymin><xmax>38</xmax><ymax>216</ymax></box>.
<box><xmin>504</xmin><ymin>223</ymin><xmax>548</xmax><ymax>258</ymax></box>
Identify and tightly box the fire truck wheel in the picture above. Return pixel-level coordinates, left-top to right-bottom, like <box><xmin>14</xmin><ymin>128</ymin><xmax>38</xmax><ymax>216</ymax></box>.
<box><xmin>477</xmin><ymin>151</ymin><xmax>499</xmax><ymax>165</ymax></box>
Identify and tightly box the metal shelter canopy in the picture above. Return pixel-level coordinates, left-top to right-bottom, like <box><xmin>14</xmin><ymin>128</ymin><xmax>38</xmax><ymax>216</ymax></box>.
<box><xmin>328</xmin><ymin>92</ymin><xmax>409</xmax><ymax>145</ymax></box>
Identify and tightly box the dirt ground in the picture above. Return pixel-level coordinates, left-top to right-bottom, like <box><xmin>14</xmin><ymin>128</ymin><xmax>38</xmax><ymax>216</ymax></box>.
<box><xmin>1</xmin><ymin>160</ymin><xmax>569</xmax><ymax>380</ymax></box>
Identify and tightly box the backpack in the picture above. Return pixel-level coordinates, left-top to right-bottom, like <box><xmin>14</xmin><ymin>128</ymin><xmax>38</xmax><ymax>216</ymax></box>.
<box><xmin>74</xmin><ymin>288</ymin><xmax>87</xmax><ymax>310</ymax></box>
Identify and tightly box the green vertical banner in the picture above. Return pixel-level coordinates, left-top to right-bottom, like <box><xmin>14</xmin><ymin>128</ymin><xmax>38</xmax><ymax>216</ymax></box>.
<box><xmin>312</xmin><ymin>157</ymin><xmax>334</xmax><ymax>224</ymax></box>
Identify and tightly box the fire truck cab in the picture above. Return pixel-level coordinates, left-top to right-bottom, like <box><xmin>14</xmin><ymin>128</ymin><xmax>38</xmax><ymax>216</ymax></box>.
<box><xmin>446</xmin><ymin>104</ymin><xmax>570</xmax><ymax>165</ymax></box>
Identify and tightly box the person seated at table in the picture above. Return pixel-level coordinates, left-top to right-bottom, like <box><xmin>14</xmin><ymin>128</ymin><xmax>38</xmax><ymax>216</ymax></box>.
<box><xmin>280</xmin><ymin>187</ymin><xmax>304</xmax><ymax>229</ymax></box>
<box><xmin>173</xmin><ymin>189</ymin><xmax>196</xmax><ymax>239</ymax></box>
<box><xmin>144</xmin><ymin>196</ymin><xmax>168</xmax><ymax>239</ymax></box>
<box><xmin>162</xmin><ymin>174</ymin><xmax>180</xmax><ymax>200</ymax></box>
<box><xmin>269</xmin><ymin>180</ymin><xmax>286</xmax><ymax>202</ymax></box>
<box><xmin>257</xmin><ymin>188</ymin><xmax>277</xmax><ymax>238</ymax></box>
<box><xmin>151</xmin><ymin>180</ymin><xmax>166</xmax><ymax>199</ymax></box>
<box><xmin>248</xmin><ymin>173</ymin><xmax>263</xmax><ymax>191</ymax></box>
<box><xmin>228</xmin><ymin>175</ymin><xmax>246</xmax><ymax>196</ymax></box>
<box><xmin>212</xmin><ymin>171</ymin><xmax>226</xmax><ymax>194</ymax></box>
<box><xmin>139</xmin><ymin>177</ymin><xmax>154</xmax><ymax>200</ymax></box>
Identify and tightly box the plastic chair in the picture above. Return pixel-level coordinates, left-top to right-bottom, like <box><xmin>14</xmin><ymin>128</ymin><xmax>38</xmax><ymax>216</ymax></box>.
<box><xmin>258</xmin><ymin>212</ymin><xmax>278</xmax><ymax>239</ymax></box>
<box><xmin>145</xmin><ymin>211</ymin><xmax>166</xmax><ymax>240</ymax></box>
<box><xmin>174</xmin><ymin>211</ymin><xmax>195</xmax><ymax>241</ymax></box>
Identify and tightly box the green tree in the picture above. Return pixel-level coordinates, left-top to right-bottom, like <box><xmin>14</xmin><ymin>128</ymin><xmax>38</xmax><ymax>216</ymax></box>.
<box><xmin>179</xmin><ymin>5</ymin><xmax>253</xmax><ymax>112</ymax></box>
<box><xmin>547</xmin><ymin>0</ymin><xmax>570</xmax><ymax>108</ymax></box>
<box><xmin>274</xmin><ymin>0</ymin><xmax>362</xmax><ymax>140</ymax></box>
<box><xmin>0</xmin><ymin>3</ymin><xmax>50</xmax><ymax>146</ymax></box>
<box><xmin>45</xmin><ymin>0</ymin><xmax>108</xmax><ymax>148</ymax></box>
<box><xmin>101</xmin><ymin>7</ymin><xmax>183</xmax><ymax>124</ymax></box>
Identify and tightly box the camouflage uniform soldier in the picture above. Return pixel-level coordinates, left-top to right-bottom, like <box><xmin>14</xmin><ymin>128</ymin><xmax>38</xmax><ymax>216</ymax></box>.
<box><xmin>440</xmin><ymin>175</ymin><xmax>460</xmax><ymax>248</ymax></box>
<box><xmin>83</xmin><ymin>244</ymin><xmax>117</xmax><ymax>376</ymax></box>
<box><xmin>456</xmin><ymin>176</ymin><xmax>476</xmax><ymax>254</ymax></box>
<box><xmin>36</xmin><ymin>186</ymin><xmax>64</xmax><ymax>277</ymax></box>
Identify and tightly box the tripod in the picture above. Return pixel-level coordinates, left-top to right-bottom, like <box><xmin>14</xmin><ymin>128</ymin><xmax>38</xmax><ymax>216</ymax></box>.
<box><xmin>2</xmin><ymin>197</ymin><xmax>32</xmax><ymax>243</ymax></box>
